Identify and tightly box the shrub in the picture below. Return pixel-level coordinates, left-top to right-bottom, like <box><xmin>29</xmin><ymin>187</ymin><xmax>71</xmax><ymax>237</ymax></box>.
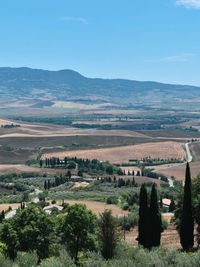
<box><xmin>106</xmin><ymin>196</ymin><xmax>118</xmax><ymax>205</ymax></box>
<box><xmin>122</xmin><ymin>203</ymin><xmax>129</xmax><ymax>211</ymax></box>
<box><xmin>39</xmin><ymin>250</ymin><xmax>75</xmax><ymax>267</ymax></box>
<box><xmin>15</xmin><ymin>251</ymin><xmax>38</xmax><ymax>267</ymax></box>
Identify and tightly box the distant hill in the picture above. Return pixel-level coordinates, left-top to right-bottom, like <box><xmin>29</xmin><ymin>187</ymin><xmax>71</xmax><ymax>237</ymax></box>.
<box><xmin>0</xmin><ymin>67</ymin><xmax>199</xmax><ymax>106</ymax></box>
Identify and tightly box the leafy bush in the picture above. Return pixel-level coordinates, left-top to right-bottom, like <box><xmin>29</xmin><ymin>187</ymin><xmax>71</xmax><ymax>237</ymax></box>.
<box><xmin>15</xmin><ymin>251</ymin><xmax>38</xmax><ymax>267</ymax></box>
<box><xmin>122</xmin><ymin>203</ymin><xmax>129</xmax><ymax>211</ymax></box>
<box><xmin>106</xmin><ymin>196</ymin><xmax>118</xmax><ymax>205</ymax></box>
<box><xmin>39</xmin><ymin>250</ymin><xmax>75</xmax><ymax>267</ymax></box>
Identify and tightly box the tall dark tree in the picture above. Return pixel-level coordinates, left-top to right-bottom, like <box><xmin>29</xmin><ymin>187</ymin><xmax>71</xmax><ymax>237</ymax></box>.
<box><xmin>148</xmin><ymin>183</ymin><xmax>163</xmax><ymax>248</ymax></box>
<box><xmin>180</xmin><ymin>162</ymin><xmax>194</xmax><ymax>251</ymax></box>
<box><xmin>39</xmin><ymin>160</ymin><xmax>43</xmax><ymax>168</ymax></box>
<box><xmin>47</xmin><ymin>179</ymin><xmax>51</xmax><ymax>190</ymax></box>
<box><xmin>138</xmin><ymin>184</ymin><xmax>148</xmax><ymax>248</ymax></box>
<box><xmin>99</xmin><ymin>210</ymin><xmax>119</xmax><ymax>259</ymax></box>
<box><xmin>44</xmin><ymin>180</ymin><xmax>47</xmax><ymax>191</ymax></box>
<box><xmin>169</xmin><ymin>199</ymin><xmax>176</xmax><ymax>212</ymax></box>
<box><xmin>132</xmin><ymin>177</ymin><xmax>136</xmax><ymax>187</ymax></box>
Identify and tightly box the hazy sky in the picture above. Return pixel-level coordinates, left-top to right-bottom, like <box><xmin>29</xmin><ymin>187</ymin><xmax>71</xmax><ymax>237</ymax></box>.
<box><xmin>0</xmin><ymin>0</ymin><xmax>200</xmax><ymax>85</ymax></box>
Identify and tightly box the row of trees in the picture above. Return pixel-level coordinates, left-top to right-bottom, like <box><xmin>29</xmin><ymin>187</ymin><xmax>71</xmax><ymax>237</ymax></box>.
<box><xmin>138</xmin><ymin>183</ymin><xmax>163</xmax><ymax>248</ymax></box>
<box><xmin>43</xmin><ymin>172</ymin><xmax>71</xmax><ymax>190</ymax></box>
<box><xmin>98</xmin><ymin>176</ymin><xmax>136</xmax><ymax>187</ymax></box>
<box><xmin>138</xmin><ymin>162</ymin><xmax>197</xmax><ymax>252</ymax></box>
<box><xmin>40</xmin><ymin>156</ymin><xmax>130</xmax><ymax>176</ymax></box>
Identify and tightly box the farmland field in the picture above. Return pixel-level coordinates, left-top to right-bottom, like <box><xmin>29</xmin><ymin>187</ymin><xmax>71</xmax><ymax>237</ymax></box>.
<box><xmin>42</xmin><ymin>141</ymin><xmax>186</xmax><ymax>164</ymax></box>
<box><xmin>156</xmin><ymin>160</ymin><xmax>200</xmax><ymax>180</ymax></box>
<box><xmin>0</xmin><ymin>118</ymin><xmax>198</xmax><ymax>182</ymax></box>
<box><xmin>0</xmin><ymin>164</ymin><xmax>69</xmax><ymax>176</ymax></box>
<box><xmin>57</xmin><ymin>199</ymin><xmax>128</xmax><ymax>217</ymax></box>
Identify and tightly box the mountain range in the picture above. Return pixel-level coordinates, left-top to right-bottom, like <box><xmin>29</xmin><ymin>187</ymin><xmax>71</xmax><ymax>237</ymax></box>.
<box><xmin>0</xmin><ymin>67</ymin><xmax>199</xmax><ymax>108</ymax></box>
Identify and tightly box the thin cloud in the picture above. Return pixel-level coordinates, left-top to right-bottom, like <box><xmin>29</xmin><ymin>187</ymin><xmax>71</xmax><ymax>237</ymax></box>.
<box><xmin>60</xmin><ymin>16</ymin><xmax>88</xmax><ymax>25</ymax></box>
<box><xmin>145</xmin><ymin>53</ymin><xmax>197</xmax><ymax>63</ymax></box>
<box><xmin>176</xmin><ymin>0</ymin><xmax>200</xmax><ymax>9</ymax></box>
<box><xmin>160</xmin><ymin>53</ymin><xmax>196</xmax><ymax>62</ymax></box>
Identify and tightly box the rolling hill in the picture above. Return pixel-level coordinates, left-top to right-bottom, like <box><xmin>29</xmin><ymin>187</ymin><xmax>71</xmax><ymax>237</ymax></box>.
<box><xmin>0</xmin><ymin>67</ymin><xmax>199</xmax><ymax>107</ymax></box>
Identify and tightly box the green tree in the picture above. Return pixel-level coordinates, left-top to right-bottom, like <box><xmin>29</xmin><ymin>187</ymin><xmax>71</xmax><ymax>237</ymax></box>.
<box><xmin>60</xmin><ymin>204</ymin><xmax>97</xmax><ymax>263</ymax></box>
<box><xmin>180</xmin><ymin>162</ymin><xmax>194</xmax><ymax>251</ymax></box>
<box><xmin>3</xmin><ymin>206</ymin><xmax>55</xmax><ymax>259</ymax></box>
<box><xmin>99</xmin><ymin>210</ymin><xmax>119</xmax><ymax>259</ymax></box>
<box><xmin>67</xmin><ymin>161</ymin><xmax>76</xmax><ymax>169</ymax></box>
<box><xmin>148</xmin><ymin>183</ymin><xmax>163</xmax><ymax>248</ymax></box>
<box><xmin>0</xmin><ymin>222</ymin><xmax>19</xmax><ymax>259</ymax></box>
<box><xmin>106</xmin><ymin>165</ymin><xmax>114</xmax><ymax>175</ymax></box>
<box><xmin>117</xmin><ymin>168</ymin><xmax>123</xmax><ymax>175</ymax></box>
<box><xmin>138</xmin><ymin>184</ymin><xmax>148</xmax><ymax>248</ymax></box>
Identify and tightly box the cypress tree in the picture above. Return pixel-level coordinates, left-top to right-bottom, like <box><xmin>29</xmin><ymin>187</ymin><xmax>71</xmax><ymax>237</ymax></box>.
<box><xmin>39</xmin><ymin>160</ymin><xmax>43</xmax><ymax>168</ymax></box>
<box><xmin>44</xmin><ymin>180</ymin><xmax>47</xmax><ymax>191</ymax></box>
<box><xmin>138</xmin><ymin>184</ymin><xmax>148</xmax><ymax>248</ymax></box>
<box><xmin>47</xmin><ymin>179</ymin><xmax>51</xmax><ymax>190</ymax></box>
<box><xmin>132</xmin><ymin>177</ymin><xmax>135</xmax><ymax>187</ymax></box>
<box><xmin>180</xmin><ymin>162</ymin><xmax>194</xmax><ymax>251</ymax></box>
<box><xmin>169</xmin><ymin>198</ymin><xmax>176</xmax><ymax>212</ymax></box>
<box><xmin>149</xmin><ymin>183</ymin><xmax>163</xmax><ymax>248</ymax></box>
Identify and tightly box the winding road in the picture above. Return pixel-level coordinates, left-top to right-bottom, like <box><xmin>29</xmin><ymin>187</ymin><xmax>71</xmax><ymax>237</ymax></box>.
<box><xmin>185</xmin><ymin>142</ymin><xmax>193</xmax><ymax>163</ymax></box>
<box><xmin>167</xmin><ymin>142</ymin><xmax>193</xmax><ymax>187</ymax></box>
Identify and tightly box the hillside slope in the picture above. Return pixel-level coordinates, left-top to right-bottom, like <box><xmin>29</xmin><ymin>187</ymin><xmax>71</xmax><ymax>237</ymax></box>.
<box><xmin>0</xmin><ymin>67</ymin><xmax>199</xmax><ymax>106</ymax></box>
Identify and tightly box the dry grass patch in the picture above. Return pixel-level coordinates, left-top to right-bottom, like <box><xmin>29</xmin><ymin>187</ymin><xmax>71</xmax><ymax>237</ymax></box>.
<box><xmin>0</xmin><ymin>203</ymin><xmax>20</xmax><ymax>212</ymax></box>
<box><xmin>58</xmin><ymin>200</ymin><xmax>127</xmax><ymax>217</ymax></box>
<box><xmin>157</xmin><ymin>161</ymin><xmax>200</xmax><ymax>180</ymax></box>
<box><xmin>0</xmin><ymin>164</ymin><xmax>68</xmax><ymax>176</ymax></box>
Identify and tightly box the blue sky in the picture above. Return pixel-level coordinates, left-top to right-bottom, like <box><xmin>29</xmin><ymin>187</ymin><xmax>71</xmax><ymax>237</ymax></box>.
<box><xmin>0</xmin><ymin>0</ymin><xmax>200</xmax><ymax>85</ymax></box>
